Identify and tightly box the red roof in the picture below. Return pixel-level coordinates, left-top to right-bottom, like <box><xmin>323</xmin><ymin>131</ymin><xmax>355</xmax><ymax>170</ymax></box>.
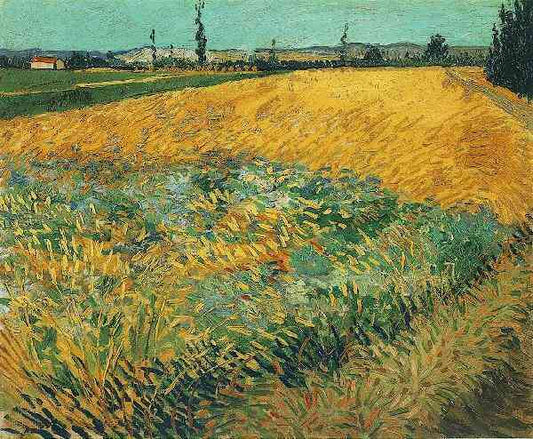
<box><xmin>31</xmin><ymin>56</ymin><xmax>58</xmax><ymax>64</ymax></box>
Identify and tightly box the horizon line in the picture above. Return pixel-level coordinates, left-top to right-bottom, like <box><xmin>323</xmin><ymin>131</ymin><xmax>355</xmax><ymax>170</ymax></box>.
<box><xmin>0</xmin><ymin>41</ymin><xmax>491</xmax><ymax>54</ymax></box>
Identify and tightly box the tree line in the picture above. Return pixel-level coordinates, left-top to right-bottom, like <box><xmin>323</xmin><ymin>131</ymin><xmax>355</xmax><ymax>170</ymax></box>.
<box><xmin>1</xmin><ymin>0</ymin><xmax>530</xmax><ymax>99</ymax></box>
<box><xmin>144</xmin><ymin>1</ymin><xmax>502</xmax><ymax>73</ymax></box>
<box><xmin>486</xmin><ymin>0</ymin><xmax>532</xmax><ymax>100</ymax></box>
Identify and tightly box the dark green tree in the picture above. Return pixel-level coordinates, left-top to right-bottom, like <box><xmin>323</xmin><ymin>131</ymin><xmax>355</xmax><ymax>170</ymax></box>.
<box><xmin>424</xmin><ymin>34</ymin><xmax>449</xmax><ymax>63</ymax></box>
<box><xmin>339</xmin><ymin>23</ymin><xmax>349</xmax><ymax>63</ymax></box>
<box><xmin>486</xmin><ymin>24</ymin><xmax>502</xmax><ymax>81</ymax></box>
<box><xmin>486</xmin><ymin>0</ymin><xmax>532</xmax><ymax>100</ymax></box>
<box><xmin>149</xmin><ymin>28</ymin><xmax>157</xmax><ymax>64</ymax></box>
<box><xmin>195</xmin><ymin>1</ymin><xmax>208</xmax><ymax>65</ymax></box>
<box><xmin>364</xmin><ymin>45</ymin><xmax>383</xmax><ymax>63</ymax></box>
<box><xmin>269</xmin><ymin>38</ymin><xmax>277</xmax><ymax>64</ymax></box>
<box><xmin>68</xmin><ymin>51</ymin><xmax>89</xmax><ymax>69</ymax></box>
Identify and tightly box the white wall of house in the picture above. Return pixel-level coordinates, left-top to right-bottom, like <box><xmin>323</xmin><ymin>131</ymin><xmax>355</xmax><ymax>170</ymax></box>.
<box><xmin>56</xmin><ymin>59</ymin><xmax>65</xmax><ymax>70</ymax></box>
<box><xmin>31</xmin><ymin>61</ymin><xmax>56</xmax><ymax>70</ymax></box>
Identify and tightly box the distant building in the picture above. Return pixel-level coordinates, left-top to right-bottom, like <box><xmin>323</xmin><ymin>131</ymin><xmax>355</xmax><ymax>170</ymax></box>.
<box><xmin>30</xmin><ymin>56</ymin><xmax>65</xmax><ymax>70</ymax></box>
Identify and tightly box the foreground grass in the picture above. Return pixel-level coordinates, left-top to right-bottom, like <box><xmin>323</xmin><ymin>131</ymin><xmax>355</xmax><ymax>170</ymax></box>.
<box><xmin>0</xmin><ymin>71</ymin><xmax>272</xmax><ymax>119</ymax></box>
<box><xmin>0</xmin><ymin>150</ymin><xmax>528</xmax><ymax>438</ymax></box>
<box><xmin>0</xmin><ymin>68</ymin><xmax>167</xmax><ymax>94</ymax></box>
<box><xmin>225</xmin><ymin>247</ymin><xmax>531</xmax><ymax>438</ymax></box>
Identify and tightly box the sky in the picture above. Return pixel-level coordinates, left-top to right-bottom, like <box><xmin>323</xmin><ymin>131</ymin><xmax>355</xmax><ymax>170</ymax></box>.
<box><xmin>0</xmin><ymin>0</ymin><xmax>505</xmax><ymax>51</ymax></box>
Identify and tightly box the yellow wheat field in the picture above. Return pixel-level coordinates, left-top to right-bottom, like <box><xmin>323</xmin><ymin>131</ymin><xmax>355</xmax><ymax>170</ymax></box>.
<box><xmin>0</xmin><ymin>67</ymin><xmax>531</xmax><ymax>223</ymax></box>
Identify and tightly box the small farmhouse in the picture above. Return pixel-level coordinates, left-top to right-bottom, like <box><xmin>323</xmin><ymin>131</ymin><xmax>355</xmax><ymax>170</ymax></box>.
<box><xmin>30</xmin><ymin>56</ymin><xmax>66</xmax><ymax>70</ymax></box>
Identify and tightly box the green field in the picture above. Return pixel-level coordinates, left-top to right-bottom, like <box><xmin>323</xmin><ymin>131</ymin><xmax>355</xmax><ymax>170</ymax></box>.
<box><xmin>0</xmin><ymin>68</ymin><xmax>164</xmax><ymax>94</ymax></box>
<box><xmin>0</xmin><ymin>71</ymin><xmax>272</xmax><ymax>119</ymax></box>
<box><xmin>0</xmin><ymin>150</ymin><xmax>530</xmax><ymax>438</ymax></box>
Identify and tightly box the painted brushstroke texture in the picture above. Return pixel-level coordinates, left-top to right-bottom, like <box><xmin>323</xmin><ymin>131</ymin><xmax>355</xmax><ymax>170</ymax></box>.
<box><xmin>1</xmin><ymin>0</ymin><xmax>502</xmax><ymax>50</ymax></box>
<box><xmin>0</xmin><ymin>1</ymin><xmax>531</xmax><ymax>437</ymax></box>
<box><xmin>0</xmin><ymin>147</ymin><xmax>530</xmax><ymax>437</ymax></box>
<box><xmin>0</xmin><ymin>62</ymin><xmax>531</xmax><ymax>437</ymax></box>
<box><xmin>1</xmin><ymin>67</ymin><xmax>530</xmax><ymax>223</ymax></box>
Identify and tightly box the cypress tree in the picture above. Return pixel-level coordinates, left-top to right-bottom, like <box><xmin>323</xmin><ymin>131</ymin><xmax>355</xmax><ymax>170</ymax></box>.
<box><xmin>149</xmin><ymin>29</ymin><xmax>157</xmax><ymax>65</ymax></box>
<box><xmin>269</xmin><ymin>38</ymin><xmax>277</xmax><ymax>65</ymax></box>
<box><xmin>339</xmin><ymin>23</ymin><xmax>349</xmax><ymax>64</ymax></box>
<box><xmin>486</xmin><ymin>24</ymin><xmax>502</xmax><ymax>82</ymax></box>
<box><xmin>195</xmin><ymin>1</ymin><xmax>208</xmax><ymax>66</ymax></box>
<box><xmin>486</xmin><ymin>0</ymin><xmax>532</xmax><ymax>100</ymax></box>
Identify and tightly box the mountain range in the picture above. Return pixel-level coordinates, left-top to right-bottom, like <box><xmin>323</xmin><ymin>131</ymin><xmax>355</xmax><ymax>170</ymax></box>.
<box><xmin>0</xmin><ymin>43</ymin><xmax>489</xmax><ymax>64</ymax></box>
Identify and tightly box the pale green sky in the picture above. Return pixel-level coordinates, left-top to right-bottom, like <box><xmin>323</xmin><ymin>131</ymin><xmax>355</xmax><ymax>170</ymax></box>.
<box><xmin>0</xmin><ymin>0</ymin><xmax>504</xmax><ymax>51</ymax></box>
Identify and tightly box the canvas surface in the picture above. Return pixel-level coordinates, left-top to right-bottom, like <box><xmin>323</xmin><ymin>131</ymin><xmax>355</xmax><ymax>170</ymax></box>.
<box><xmin>0</xmin><ymin>1</ymin><xmax>531</xmax><ymax>437</ymax></box>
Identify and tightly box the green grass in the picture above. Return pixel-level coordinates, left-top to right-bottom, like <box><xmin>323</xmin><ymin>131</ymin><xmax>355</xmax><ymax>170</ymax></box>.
<box><xmin>0</xmin><ymin>151</ymin><xmax>523</xmax><ymax>438</ymax></box>
<box><xmin>0</xmin><ymin>71</ymin><xmax>274</xmax><ymax>119</ymax></box>
<box><xmin>0</xmin><ymin>68</ymin><xmax>164</xmax><ymax>94</ymax></box>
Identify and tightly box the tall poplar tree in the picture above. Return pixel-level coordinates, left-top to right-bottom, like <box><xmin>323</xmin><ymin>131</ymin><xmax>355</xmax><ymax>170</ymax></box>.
<box><xmin>195</xmin><ymin>1</ymin><xmax>208</xmax><ymax>65</ymax></box>
<box><xmin>340</xmin><ymin>23</ymin><xmax>349</xmax><ymax>63</ymax></box>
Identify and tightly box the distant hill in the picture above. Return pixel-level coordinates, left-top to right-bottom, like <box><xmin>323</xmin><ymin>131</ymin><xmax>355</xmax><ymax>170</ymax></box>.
<box><xmin>0</xmin><ymin>48</ymin><xmax>108</xmax><ymax>60</ymax></box>
<box><xmin>116</xmin><ymin>46</ymin><xmax>251</xmax><ymax>64</ymax></box>
<box><xmin>118</xmin><ymin>43</ymin><xmax>489</xmax><ymax>64</ymax></box>
<box><xmin>1</xmin><ymin>43</ymin><xmax>489</xmax><ymax>65</ymax></box>
<box><xmin>256</xmin><ymin>42</ymin><xmax>489</xmax><ymax>59</ymax></box>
